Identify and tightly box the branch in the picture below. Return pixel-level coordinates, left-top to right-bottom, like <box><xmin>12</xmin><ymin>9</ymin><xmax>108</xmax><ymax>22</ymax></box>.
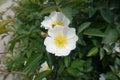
<box><xmin>0</xmin><ymin>52</ymin><xmax>9</xmax><ymax>54</ymax></box>
<box><xmin>0</xmin><ymin>68</ymin><xmax>26</xmax><ymax>75</ymax></box>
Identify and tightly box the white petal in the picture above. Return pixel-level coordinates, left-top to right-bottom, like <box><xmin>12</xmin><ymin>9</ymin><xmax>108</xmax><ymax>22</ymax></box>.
<box><xmin>55</xmin><ymin>48</ymin><xmax>71</xmax><ymax>56</ymax></box>
<box><xmin>114</xmin><ymin>47</ymin><xmax>120</xmax><ymax>52</ymax></box>
<box><xmin>40</xmin><ymin>61</ymin><xmax>48</xmax><ymax>72</ymax></box>
<box><xmin>62</xmin><ymin>15</ymin><xmax>70</xmax><ymax>26</ymax></box>
<box><xmin>44</xmin><ymin>36</ymin><xmax>71</xmax><ymax>56</ymax></box>
<box><xmin>65</xmin><ymin>35</ymin><xmax>78</xmax><ymax>50</ymax></box>
<box><xmin>99</xmin><ymin>74</ymin><xmax>105</xmax><ymax>80</ymax></box>
<box><xmin>64</xmin><ymin>27</ymin><xmax>76</xmax><ymax>39</ymax></box>
<box><xmin>48</xmin><ymin>25</ymin><xmax>64</xmax><ymax>37</ymax></box>
<box><xmin>53</xmin><ymin>12</ymin><xmax>70</xmax><ymax>26</ymax></box>
<box><xmin>44</xmin><ymin>37</ymin><xmax>56</xmax><ymax>54</ymax></box>
<box><xmin>49</xmin><ymin>11</ymin><xmax>57</xmax><ymax>18</ymax></box>
<box><xmin>41</xmin><ymin>11</ymin><xmax>70</xmax><ymax>29</ymax></box>
<box><xmin>41</xmin><ymin>16</ymin><xmax>53</xmax><ymax>29</ymax></box>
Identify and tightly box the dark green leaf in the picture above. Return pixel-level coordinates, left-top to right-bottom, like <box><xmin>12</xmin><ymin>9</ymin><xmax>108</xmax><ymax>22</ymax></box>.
<box><xmin>77</xmin><ymin>34</ymin><xmax>86</xmax><ymax>46</ymax></box>
<box><xmin>24</xmin><ymin>54</ymin><xmax>43</xmax><ymax>75</ymax></box>
<box><xmin>35</xmin><ymin>70</ymin><xmax>51</xmax><ymax>80</ymax></box>
<box><xmin>61</xmin><ymin>0</ymin><xmax>84</xmax><ymax>8</ymax></box>
<box><xmin>78</xmin><ymin>22</ymin><xmax>91</xmax><ymax>34</ymax></box>
<box><xmin>64</xmin><ymin>56</ymin><xmax>71</xmax><ymax>67</ymax></box>
<box><xmin>40</xmin><ymin>6</ymin><xmax>59</xmax><ymax>15</ymax></box>
<box><xmin>87</xmin><ymin>47</ymin><xmax>98</xmax><ymax>57</ymax></box>
<box><xmin>100</xmin><ymin>9</ymin><xmax>114</xmax><ymax>23</ymax></box>
<box><xmin>88</xmin><ymin>7</ymin><xmax>96</xmax><ymax>18</ymax></box>
<box><xmin>83</xmin><ymin>28</ymin><xmax>105</xmax><ymax>37</ymax></box>
<box><xmin>46</xmin><ymin>53</ymin><xmax>54</xmax><ymax>69</ymax></box>
<box><xmin>67</xmin><ymin>68</ymin><xmax>81</xmax><ymax>77</ymax></box>
<box><xmin>71</xmin><ymin>59</ymin><xmax>85</xmax><ymax>68</ymax></box>
<box><xmin>102</xmin><ymin>28</ymin><xmax>119</xmax><ymax>44</ymax></box>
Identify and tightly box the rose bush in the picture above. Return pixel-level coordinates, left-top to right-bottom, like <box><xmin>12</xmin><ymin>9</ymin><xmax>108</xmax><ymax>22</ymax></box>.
<box><xmin>1</xmin><ymin>0</ymin><xmax>120</xmax><ymax>80</ymax></box>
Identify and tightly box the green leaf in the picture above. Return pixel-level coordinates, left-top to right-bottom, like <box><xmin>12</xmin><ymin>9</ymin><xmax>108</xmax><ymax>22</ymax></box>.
<box><xmin>46</xmin><ymin>53</ymin><xmax>53</xmax><ymax>69</ymax></box>
<box><xmin>99</xmin><ymin>48</ymin><xmax>105</xmax><ymax>60</ymax></box>
<box><xmin>87</xmin><ymin>47</ymin><xmax>99</xmax><ymax>57</ymax></box>
<box><xmin>67</xmin><ymin>68</ymin><xmax>81</xmax><ymax>77</ymax></box>
<box><xmin>88</xmin><ymin>7</ymin><xmax>96</xmax><ymax>18</ymax></box>
<box><xmin>0</xmin><ymin>29</ymin><xmax>11</xmax><ymax>34</ymax></box>
<box><xmin>26</xmin><ymin>47</ymin><xmax>33</xmax><ymax>58</ymax></box>
<box><xmin>24</xmin><ymin>54</ymin><xmax>43</xmax><ymax>75</ymax></box>
<box><xmin>92</xmin><ymin>39</ymin><xmax>99</xmax><ymax>47</ymax></box>
<box><xmin>102</xmin><ymin>28</ymin><xmax>119</xmax><ymax>44</ymax></box>
<box><xmin>61</xmin><ymin>7</ymin><xmax>73</xmax><ymax>21</ymax></box>
<box><xmin>100</xmin><ymin>9</ymin><xmax>114</xmax><ymax>23</ymax></box>
<box><xmin>77</xmin><ymin>22</ymin><xmax>91</xmax><ymax>34</ymax></box>
<box><xmin>71</xmin><ymin>59</ymin><xmax>85</xmax><ymax>68</ymax></box>
<box><xmin>77</xmin><ymin>34</ymin><xmax>86</xmax><ymax>46</ymax></box>
<box><xmin>64</xmin><ymin>56</ymin><xmax>71</xmax><ymax>67</ymax></box>
<box><xmin>35</xmin><ymin>70</ymin><xmax>51</xmax><ymax>80</ymax></box>
<box><xmin>83</xmin><ymin>28</ymin><xmax>105</xmax><ymax>37</ymax></box>
<box><xmin>61</xmin><ymin>0</ymin><xmax>84</xmax><ymax>8</ymax></box>
<box><xmin>40</xmin><ymin>6</ymin><xmax>59</xmax><ymax>15</ymax></box>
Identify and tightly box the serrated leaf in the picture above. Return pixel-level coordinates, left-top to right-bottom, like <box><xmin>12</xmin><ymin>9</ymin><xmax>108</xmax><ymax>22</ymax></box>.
<box><xmin>71</xmin><ymin>59</ymin><xmax>85</xmax><ymax>68</ymax></box>
<box><xmin>102</xmin><ymin>28</ymin><xmax>119</xmax><ymax>44</ymax></box>
<box><xmin>78</xmin><ymin>22</ymin><xmax>91</xmax><ymax>34</ymax></box>
<box><xmin>83</xmin><ymin>28</ymin><xmax>105</xmax><ymax>37</ymax></box>
<box><xmin>87</xmin><ymin>47</ymin><xmax>98</xmax><ymax>57</ymax></box>
<box><xmin>35</xmin><ymin>70</ymin><xmax>51</xmax><ymax>80</ymax></box>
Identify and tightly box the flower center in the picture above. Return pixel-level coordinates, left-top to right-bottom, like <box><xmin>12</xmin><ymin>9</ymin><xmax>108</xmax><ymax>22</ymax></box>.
<box><xmin>54</xmin><ymin>34</ymin><xmax>67</xmax><ymax>48</ymax></box>
<box><xmin>52</xmin><ymin>20</ymin><xmax>63</xmax><ymax>28</ymax></box>
<box><xmin>45</xmin><ymin>65</ymin><xmax>50</xmax><ymax>70</ymax></box>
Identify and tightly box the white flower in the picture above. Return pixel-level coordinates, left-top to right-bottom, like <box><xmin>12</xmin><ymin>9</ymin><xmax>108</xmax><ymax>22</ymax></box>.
<box><xmin>103</xmin><ymin>45</ymin><xmax>109</xmax><ymax>53</ymax></box>
<box><xmin>99</xmin><ymin>74</ymin><xmax>105</xmax><ymax>80</ymax></box>
<box><xmin>44</xmin><ymin>25</ymin><xmax>78</xmax><ymax>56</ymax></box>
<box><xmin>39</xmin><ymin>61</ymin><xmax>50</xmax><ymax>72</ymax></box>
<box><xmin>39</xmin><ymin>61</ymin><xmax>52</xmax><ymax>80</ymax></box>
<box><xmin>113</xmin><ymin>42</ymin><xmax>120</xmax><ymax>53</ymax></box>
<box><xmin>41</xmin><ymin>11</ymin><xmax>70</xmax><ymax>29</ymax></box>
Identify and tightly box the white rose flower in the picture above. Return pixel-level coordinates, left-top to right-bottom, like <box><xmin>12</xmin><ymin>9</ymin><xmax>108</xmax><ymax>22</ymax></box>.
<box><xmin>44</xmin><ymin>25</ymin><xmax>78</xmax><ymax>56</ymax></box>
<box><xmin>39</xmin><ymin>61</ymin><xmax>50</xmax><ymax>72</ymax></box>
<box><xmin>41</xmin><ymin>11</ymin><xmax>70</xmax><ymax>29</ymax></box>
<box><xmin>39</xmin><ymin>61</ymin><xmax>53</xmax><ymax>80</ymax></box>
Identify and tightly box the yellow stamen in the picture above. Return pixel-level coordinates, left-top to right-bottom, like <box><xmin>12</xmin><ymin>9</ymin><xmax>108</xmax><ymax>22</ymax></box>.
<box><xmin>52</xmin><ymin>20</ymin><xmax>63</xmax><ymax>28</ymax></box>
<box><xmin>54</xmin><ymin>34</ymin><xmax>67</xmax><ymax>48</ymax></box>
<box><xmin>45</xmin><ymin>65</ymin><xmax>50</xmax><ymax>70</ymax></box>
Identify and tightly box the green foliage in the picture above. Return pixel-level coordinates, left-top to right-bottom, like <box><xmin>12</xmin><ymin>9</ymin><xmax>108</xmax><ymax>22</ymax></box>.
<box><xmin>87</xmin><ymin>47</ymin><xmax>98</xmax><ymax>57</ymax></box>
<box><xmin>2</xmin><ymin>0</ymin><xmax>120</xmax><ymax>80</ymax></box>
<box><xmin>35</xmin><ymin>70</ymin><xmax>51</xmax><ymax>80</ymax></box>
